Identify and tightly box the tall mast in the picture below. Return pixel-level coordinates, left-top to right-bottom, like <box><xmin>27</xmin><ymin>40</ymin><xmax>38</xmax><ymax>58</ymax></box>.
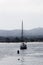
<box><xmin>22</xmin><ymin>20</ymin><xmax>23</xmax><ymax>42</ymax></box>
<box><xmin>20</xmin><ymin>20</ymin><xmax>27</xmax><ymax>50</ymax></box>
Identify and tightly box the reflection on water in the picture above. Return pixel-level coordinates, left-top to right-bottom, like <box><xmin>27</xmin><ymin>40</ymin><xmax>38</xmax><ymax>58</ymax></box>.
<box><xmin>17</xmin><ymin>50</ymin><xmax>25</xmax><ymax>65</ymax></box>
<box><xmin>20</xmin><ymin>50</ymin><xmax>25</xmax><ymax>65</ymax></box>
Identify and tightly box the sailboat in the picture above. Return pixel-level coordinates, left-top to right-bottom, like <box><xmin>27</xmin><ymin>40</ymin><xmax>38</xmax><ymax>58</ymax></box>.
<box><xmin>20</xmin><ymin>21</ymin><xmax>27</xmax><ymax>50</ymax></box>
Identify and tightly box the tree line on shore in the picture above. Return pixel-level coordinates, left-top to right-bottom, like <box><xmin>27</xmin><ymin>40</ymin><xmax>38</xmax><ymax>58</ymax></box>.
<box><xmin>0</xmin><ymin>36</ymin><xmax>43</xmax><ymax>42</ymax></box>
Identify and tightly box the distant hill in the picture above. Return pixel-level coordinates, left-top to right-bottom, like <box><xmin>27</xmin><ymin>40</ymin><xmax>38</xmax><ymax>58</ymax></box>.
<box><xmin>0</xmin><ymin>28</ymin><xmax>43</xmax><ymax>38</ymax></box>
<box><xmin>24</xmin><ymin>28</ymin><xmax>43</xmax><ymax>38</ymax></box>
<box><xmin>0</xmin><ymin>28</ymin><xmax>43</xmax><ymax>42</ymax></box>
<box><xmin>0</xmin><ymin>30</ymin><xmax>21</xmax><ymax>37</ymax></box>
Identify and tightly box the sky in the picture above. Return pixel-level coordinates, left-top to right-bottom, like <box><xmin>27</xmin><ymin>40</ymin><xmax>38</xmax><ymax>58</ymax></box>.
<box><xmin>0</xmin><ymin>0</ymin><xmax>43</xmax><ymax>30</ymax></box>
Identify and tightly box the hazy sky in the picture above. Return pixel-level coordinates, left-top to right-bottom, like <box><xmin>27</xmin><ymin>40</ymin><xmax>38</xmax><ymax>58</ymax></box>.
<box><xmin>0</xmin><ymin>0</ymin><xmax>43</xmax><ymax>30</ymax></box>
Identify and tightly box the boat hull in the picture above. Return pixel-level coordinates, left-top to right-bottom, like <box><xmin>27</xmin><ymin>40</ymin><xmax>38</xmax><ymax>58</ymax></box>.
<box><xmin>20</xmin><ymin>44</ymin><xmax>27</xmax><ymax>50</ymax></box>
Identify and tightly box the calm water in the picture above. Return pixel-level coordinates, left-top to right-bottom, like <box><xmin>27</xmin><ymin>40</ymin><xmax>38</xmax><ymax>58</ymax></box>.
<box><xmin>0</xmin><ymin>42</ymin><xmax>43</xmax><ymax>65</ymax></box>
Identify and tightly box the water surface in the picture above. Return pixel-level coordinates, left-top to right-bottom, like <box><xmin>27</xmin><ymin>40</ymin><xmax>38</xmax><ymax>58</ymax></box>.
<box><xmin>0</xmin><ymin>42</ymin><xmax>43</xmax><ymax>65</ymax></box>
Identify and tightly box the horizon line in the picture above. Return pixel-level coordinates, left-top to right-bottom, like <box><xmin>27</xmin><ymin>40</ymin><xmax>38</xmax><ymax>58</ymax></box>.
<box><xmin>0</xmin><ymin>27</ymin><xmax>43</xmax><ymax>31</ymax></box>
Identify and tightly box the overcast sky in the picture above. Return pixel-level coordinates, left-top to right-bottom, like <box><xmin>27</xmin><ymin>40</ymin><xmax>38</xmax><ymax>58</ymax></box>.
<box><xmin>0</xmin><ymin>0</ymin><xmax>43</xmax><ymax>30</ymax></box>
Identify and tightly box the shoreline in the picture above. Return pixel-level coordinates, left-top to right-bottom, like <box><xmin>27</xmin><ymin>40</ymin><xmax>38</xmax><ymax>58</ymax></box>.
<box><xmin>0</xmin><ymin>42</ymin><xmax>43</xmax><ymax>44</ymax></box>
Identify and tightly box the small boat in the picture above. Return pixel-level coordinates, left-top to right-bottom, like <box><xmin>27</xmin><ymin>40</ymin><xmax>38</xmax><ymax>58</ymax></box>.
<box><xmin>20</xmin><ymin>21</ymin><xmax>27</xmax><ymax>50</ymax></box>
<box><xmin>20</xmin><ymin>42</ymin><xmax>27</xmax><ymax>50</ymax></box>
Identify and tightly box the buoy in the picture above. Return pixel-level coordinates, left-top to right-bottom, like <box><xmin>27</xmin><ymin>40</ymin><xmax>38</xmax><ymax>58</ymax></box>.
<box><xmin>17</xmin><ymin>50</ymin><xmax>20</xmax><ymax>54</ymax></box>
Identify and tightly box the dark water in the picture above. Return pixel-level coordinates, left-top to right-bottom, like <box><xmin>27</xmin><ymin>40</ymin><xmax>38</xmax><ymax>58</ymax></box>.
<box><xmin>0</xmin><ymin>42</ymin><xmax>43</xmax><ymax>65</ymax></box>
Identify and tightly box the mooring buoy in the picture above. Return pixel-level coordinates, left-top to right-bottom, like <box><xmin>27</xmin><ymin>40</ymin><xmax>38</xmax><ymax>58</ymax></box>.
<box><xmin>17</xmin><ymin>50</ymin><xmax>20</xmax><ymax>54</ymax></box>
